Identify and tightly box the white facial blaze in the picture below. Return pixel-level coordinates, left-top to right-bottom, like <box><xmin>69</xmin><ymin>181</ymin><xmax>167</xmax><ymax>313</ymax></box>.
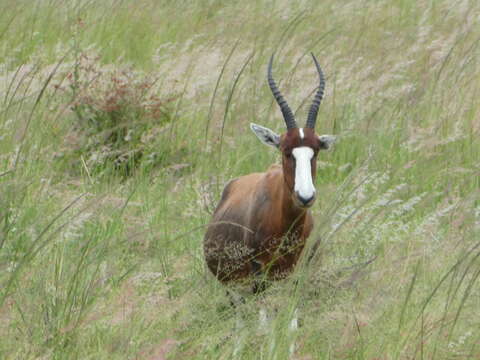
<box><xmin>299</xmin><ymin>128</ymin><xmax>304</xmax><ymax>139</ymax></box>
<box><xmin>292</xmin><ymin>147</ymin><xmax>315</xmax><ymax>200</ymax></box>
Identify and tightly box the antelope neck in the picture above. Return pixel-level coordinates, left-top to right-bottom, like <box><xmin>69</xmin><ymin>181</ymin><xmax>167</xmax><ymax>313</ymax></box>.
<box><xmin>279</xmin><ymin>172</ymin><xmax>309</xmax><ymax>225</ymax></box>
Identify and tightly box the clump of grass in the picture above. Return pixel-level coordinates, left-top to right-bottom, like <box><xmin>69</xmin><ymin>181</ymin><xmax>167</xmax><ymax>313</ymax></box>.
<box><xmin>56</xmin><ymin>51</ymin><xmax>177</xmax><ymax>176</ymax></box>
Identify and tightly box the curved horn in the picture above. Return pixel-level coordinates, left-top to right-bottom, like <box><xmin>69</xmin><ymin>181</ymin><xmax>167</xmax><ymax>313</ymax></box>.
<box><xmin>306</xmin><ymin>53</ymin><xmax>326</xmax><ymax>129</ymax></box>
<box><xmin>268</xmin><ymin>55</ymin><xmax>297</xmax><ymax>129</ymax></box>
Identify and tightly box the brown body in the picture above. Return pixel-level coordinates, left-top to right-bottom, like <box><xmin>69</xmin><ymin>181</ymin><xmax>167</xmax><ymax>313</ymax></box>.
<box><xmin>203</xmin><ymin>54</ymin><xmax>334</xmax><ymax>290</ymax></box>
<box><xmin>204</xmin><ymin>164</ymin><xmax>313</xmax><ymax>283</ymax></box>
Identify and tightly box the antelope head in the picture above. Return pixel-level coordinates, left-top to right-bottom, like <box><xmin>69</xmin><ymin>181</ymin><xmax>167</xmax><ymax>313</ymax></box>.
<box><xmin>251</xmin><ymin>54</ymin><xmax>335</xmax><ymax>209</ymax></box>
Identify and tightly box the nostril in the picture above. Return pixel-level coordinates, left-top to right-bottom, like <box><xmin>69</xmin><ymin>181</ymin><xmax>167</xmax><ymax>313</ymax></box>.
<box><xmin>297</xmin><ymin>193</ymin><xmax>315</xmax><ymax>206</ymax></box>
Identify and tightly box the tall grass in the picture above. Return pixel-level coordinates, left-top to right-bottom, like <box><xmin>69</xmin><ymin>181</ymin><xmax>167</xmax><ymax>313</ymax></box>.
<box><xmin>1</xmin><ymin>0</ymin><xmax>479</xmax><ymax>359</ymax></box>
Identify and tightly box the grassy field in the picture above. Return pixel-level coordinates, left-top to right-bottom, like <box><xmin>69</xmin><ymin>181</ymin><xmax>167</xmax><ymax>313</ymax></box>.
<box><xmin>1</xmin><ymin>0</ymin><xmax>480</xmax><ymax>358</ymax></box>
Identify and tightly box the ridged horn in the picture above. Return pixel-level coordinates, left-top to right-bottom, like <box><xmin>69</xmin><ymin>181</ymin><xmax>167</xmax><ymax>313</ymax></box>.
<box><xmin>268</xmin><ymin>55</ymin><xmax>297</xmax><ymax>130</ymax></box>
<box><xmin>305</xmin><ymin>53</ymin><xmax>326</xmax><ymax>129</ymax></box>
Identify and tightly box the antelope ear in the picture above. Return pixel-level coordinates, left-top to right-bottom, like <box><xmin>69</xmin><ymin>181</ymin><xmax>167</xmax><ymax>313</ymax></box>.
<box><xmin>250</xmin><ymin>123</ymin><xmax>280</xmax><ymax>148</ymax></box>
<box><xmin>318</xmin><ymin>135</ymin><xmax>336</xmax><ymax>150</ymax></box>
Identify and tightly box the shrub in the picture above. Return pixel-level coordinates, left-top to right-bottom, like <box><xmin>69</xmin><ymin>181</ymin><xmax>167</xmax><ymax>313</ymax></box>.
<box><xmin>56</xmin><ymin>52</ymin><xmax>177</xmax><ymax>176</ymax></box>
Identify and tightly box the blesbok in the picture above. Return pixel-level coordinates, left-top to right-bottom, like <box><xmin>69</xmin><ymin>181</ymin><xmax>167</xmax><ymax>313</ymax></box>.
<box><xmin>204</xmin><ymin>54</ymin><xmax>335</xmax><ymax>294</ymax></box>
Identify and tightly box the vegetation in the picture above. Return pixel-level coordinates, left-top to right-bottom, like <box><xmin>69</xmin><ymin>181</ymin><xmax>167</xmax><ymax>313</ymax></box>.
<box><xmin>1</xmin><ymin>0</ymin><xmax>479</xmax><ymax>358</ymax></box>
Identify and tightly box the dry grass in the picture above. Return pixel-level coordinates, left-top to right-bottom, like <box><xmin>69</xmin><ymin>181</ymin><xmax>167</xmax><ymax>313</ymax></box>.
<box><xmin>1</xmin><ymin>0</ymin><xmax>480</xmax><ymax>359</ymax></box>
